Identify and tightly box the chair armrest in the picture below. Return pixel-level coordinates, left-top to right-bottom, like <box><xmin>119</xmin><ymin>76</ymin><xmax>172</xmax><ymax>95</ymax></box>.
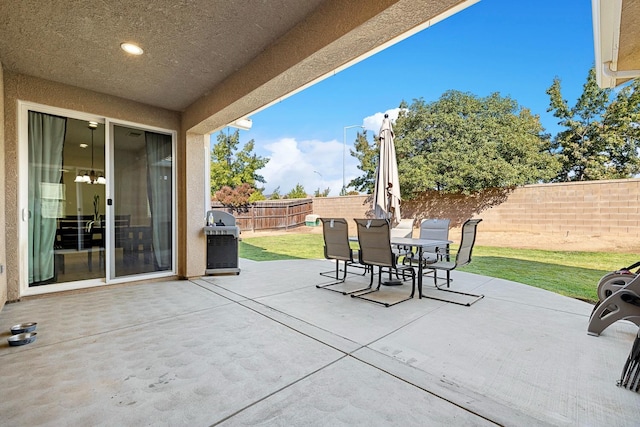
<box><xmin>421</xmin><ymin>245</ymin><xmax>451</xmax><ymax>264</ymax></box>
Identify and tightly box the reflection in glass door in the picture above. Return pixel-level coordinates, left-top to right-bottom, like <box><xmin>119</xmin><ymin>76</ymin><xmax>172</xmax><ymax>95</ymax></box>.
<box><xmin>28</xmin><ymin>112</ymin><xmax>106</xmax><ymax>287</ymax></box>
<box><xmin>111</xmin><ymin>125</ymin><xmax>173</xmax><ymax>278</ymax></box>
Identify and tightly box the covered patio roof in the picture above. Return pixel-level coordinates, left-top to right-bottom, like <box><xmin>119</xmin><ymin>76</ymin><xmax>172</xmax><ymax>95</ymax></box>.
<box><xmin>0</xmin><ymin>0</ymin><xmax>481</xmax><ymax>304</ymax></box>
<box><xmin>0</xmin><ymin>0</ymin><xmax>479</xmax><ymax>133</ymax></box>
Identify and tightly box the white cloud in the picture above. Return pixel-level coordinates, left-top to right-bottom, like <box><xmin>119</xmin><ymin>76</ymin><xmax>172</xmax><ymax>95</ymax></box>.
<box><xmin>257</xmin><ymin>108</ymin><xmax>406</xmax><ymax>197</ymax></box>
<box><xmin>362</xmin><ymin>107</ymin><xmax>404</xmax><ymax>134</ymax></box>
<box><xmin>259</xmin><ymin>137</ymin><xmax>362</xmax><ymax>196</ymax></box>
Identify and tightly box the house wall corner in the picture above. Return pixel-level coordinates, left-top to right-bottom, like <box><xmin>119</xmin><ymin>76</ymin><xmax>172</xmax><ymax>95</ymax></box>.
<box><xmin>0</xmin><ymin>60</ymin><xmax>7</xmax><ymax>310</ymax></box>
<box><xmin>179</xmin><ymin>132</ymin><xmax>207</xmax><ymax>278</ymax></box>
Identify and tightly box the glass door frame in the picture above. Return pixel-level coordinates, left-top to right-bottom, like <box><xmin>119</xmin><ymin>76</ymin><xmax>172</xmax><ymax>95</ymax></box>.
<box><xmin>105</xmin><ymin>119</ymin><xmax>177</xmax><ymax>284</ymax></box>
<box><xmin>18</xmin><ymin>101</ymin><xmax>177</xmax><ymax>297</ymax></box>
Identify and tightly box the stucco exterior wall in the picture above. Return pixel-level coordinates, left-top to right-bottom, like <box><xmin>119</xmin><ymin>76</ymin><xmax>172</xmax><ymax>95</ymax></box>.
<box><xmin>3</xmin><ymin>72</ymin><xmax>182</xmax><ymax>301</ymax></box>
<box><xmin>180</xmin><ymin>132</ymin><xmax>208</xmax><ymax>278</ymax></box>
<box><xmin>313</xmin><ymin>179</ymin><xmax>640</xmax><ymax>241</ymax></box>
<box><xmin>0</xmin><ymin>61</ymin><xmax>6</xmax><ymax>309</ymax></box>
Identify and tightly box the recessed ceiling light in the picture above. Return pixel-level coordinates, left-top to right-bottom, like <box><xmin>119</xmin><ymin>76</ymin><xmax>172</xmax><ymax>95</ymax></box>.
<box><xmin>120</xmin><ymin>42</ymin><xmax>144</xmax><ymax>55</ymax></box>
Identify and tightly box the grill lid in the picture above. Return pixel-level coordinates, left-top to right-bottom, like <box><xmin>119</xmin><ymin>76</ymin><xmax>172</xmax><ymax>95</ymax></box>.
<box><xmin>204</xmin><ymin>210</ymin><xmax>239</xmax><ymax>237</ymax></box>
<box><xmin>206</xmin><ymin>210</ymin><xmax>236</xmax><ymax>226</ymax></box>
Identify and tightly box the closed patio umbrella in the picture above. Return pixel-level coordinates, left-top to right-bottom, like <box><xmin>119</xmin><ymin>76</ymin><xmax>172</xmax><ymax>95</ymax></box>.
<box><xmin>373</xmin><ymin>114</ymin><xmax>401</xmax><ymax>225</ymax></box>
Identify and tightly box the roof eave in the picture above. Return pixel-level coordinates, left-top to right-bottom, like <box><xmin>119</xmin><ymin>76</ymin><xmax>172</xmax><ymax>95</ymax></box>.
<box><xmin>593</xmin><ymin>0</ymin><xmax>621</xmax><ymax>88</ymax></box>
<box><xmin>593</xmin><ymin>0</ymin><xmax>640</xmax><ymax>88</ymax></box>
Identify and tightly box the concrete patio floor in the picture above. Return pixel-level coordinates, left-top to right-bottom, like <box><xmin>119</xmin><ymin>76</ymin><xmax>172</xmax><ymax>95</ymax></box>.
<box><xmin>1</xmin><ymin>258</ymin><xmax>639</xmax><ymax>426</ymax></box>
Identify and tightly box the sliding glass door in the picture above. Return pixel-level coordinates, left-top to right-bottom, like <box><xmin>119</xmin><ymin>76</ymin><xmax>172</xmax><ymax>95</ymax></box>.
<box><xmin>23</xmin><ymin>103</ymin><xmax>175</xmax><ymax>293</ymax></box>
<box><xmin>110</xmin><ymin>124</ymin><xmax>174</xmax><ymax>278</ymax></box>
<box><xmin>27</xmin><ymin>112</ymin><xmax>106</xmax><ymax>286</ymax></box>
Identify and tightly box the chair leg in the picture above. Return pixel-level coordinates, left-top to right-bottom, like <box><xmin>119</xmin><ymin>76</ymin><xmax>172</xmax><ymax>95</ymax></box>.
<box><xmin>317</xmin><ymin>260</ymin><xmax>348</xmax><ymax>293</ymax></box>
<box><xmin>422</xmin><ymin>268</ymin><xmax>484</xmax><ymax>307</ymax></box>
<box><xmin>352</xmin><ymin>265</ymin><xmax>415</xmax><ymax>307</ymax></box>
<box><xmin>351</xmin><ymin>261</ymin><xmax>369</xmax><ymax>276</ymax></box>
<box><xmin>319</xmin><ymin>259</ymin><xmax>367</xmax><ymax>281</ymax></box>
<box><xmin>424</xmin><ymin>265</ymin><xmax>450</xmax><ymax>285</ymax></box>
<box><xmin>318</xmin><ymin>259</ymin><xmax>373</xmax><ymax>295</ymax></box>
<box><xmin>319</xmin><ymin>259</ymin><xmax>346</xmax><ymax>280</ymax></box>
<box><xmin>55</xmin><ymin>253</ymin><xmax>65</xmax><ymax>274</ymax></box>
<box><xmin>340</xmin><ymin>263</ymin><xmax>375</xmax><ymax>295</ymax></box>
<box><xmin>407</xmin><ymin>267</ymin><xmax>416</xmax><ymax>298</ymax></box>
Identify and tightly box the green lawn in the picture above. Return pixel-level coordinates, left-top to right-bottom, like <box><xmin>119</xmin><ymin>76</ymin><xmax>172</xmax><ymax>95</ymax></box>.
<box><xmin>240</xmin><ymin>234</ymin><xmax>639</xmax><ymax>303</ymax></box>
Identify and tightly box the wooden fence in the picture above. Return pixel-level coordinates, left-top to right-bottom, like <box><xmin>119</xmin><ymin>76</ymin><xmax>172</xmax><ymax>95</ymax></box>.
<box><xmin>210</xmin><ymin>199</ymin><xmax>313</xmax><ymax>231</ymax></box>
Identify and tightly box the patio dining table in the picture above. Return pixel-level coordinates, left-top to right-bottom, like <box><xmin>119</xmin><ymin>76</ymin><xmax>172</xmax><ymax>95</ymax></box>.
<box><xmin>390</xmin><ymin>237</ymin><xmax>452</xmax><ymax>298</ymax></box>
<box><xmin>349</xmin><ymin>236</ymin><xmax>453</xmax><ymax>298</ymax></box>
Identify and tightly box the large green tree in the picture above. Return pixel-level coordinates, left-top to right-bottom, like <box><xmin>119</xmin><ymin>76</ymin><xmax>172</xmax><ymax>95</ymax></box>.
<box><xmin>348</xmin><ymin>130</ymin><xmax>377</xmax><ymax>194</ymax></box>
<box><xmin>210</xmin><ymin>129</ymin><xmax>269</xmax><ymax>196</ymax></box>
<box><xmin>546</xmin><ymin>68</ymin><xmax>640</xmax><ymax>181</ymax></box>
<box><xmin>390</xmin><ymin>91</ymin><xmax>559</xmax><ymax>196</ymax></box>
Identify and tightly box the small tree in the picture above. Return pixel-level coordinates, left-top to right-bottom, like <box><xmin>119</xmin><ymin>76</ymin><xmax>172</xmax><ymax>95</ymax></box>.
<box><xmin>214</xmin><ymin>183</ymin><xmax>254</xmax><ymax>213</ymax></box>
<box><xmin>270</xmin><ymin>186</ymin><xmax>281</xmax><ymax>200</ymax></box>
<box><xmin>348</xmin><ymin>130</ymin><xmax>377</xmax><ymax>194</ymax></box>
<box><xmin>248</xmin><ymin>191</ymin><xmax>266</xmax><ymax>202</ymax></box>
<box><xmin>285</xmin><ymin>183</ymin><xmax>307</xmax><ymax>199</ymax></box>
<box><xmin>210</xmin><ymin>129</ymin><xmax>269</xmax><ymax>195</ymax></box>
<box><xmin>314</xmin><ymin>187</ymin><xmax>331</xmax><ymax>197</ymax></box>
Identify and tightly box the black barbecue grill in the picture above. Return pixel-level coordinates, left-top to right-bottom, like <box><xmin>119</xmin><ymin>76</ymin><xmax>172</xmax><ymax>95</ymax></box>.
<box><xmin>204</xmin><ymin>210</ymin><xmax>240</xmax><ymax>275</ymax></box>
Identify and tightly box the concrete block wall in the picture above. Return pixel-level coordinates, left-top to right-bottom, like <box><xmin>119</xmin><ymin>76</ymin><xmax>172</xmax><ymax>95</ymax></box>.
<box><xmin>312</xmin><ymin>195</ymin><xmax>371</xmax><ymax>233</ymax></box>
<box><xmin>476</xmin><ymin>180</ymin><xmax>640</xmax><ymax>238</ymax></box>
<box><xmin>312</xmin><ymin>179</ymin><xmax>640</xmax><ymax>239</ymax></box>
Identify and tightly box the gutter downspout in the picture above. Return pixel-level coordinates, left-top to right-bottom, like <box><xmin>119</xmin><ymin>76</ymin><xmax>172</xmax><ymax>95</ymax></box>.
<box><xmin>603</xmin><ymin>62</ymin><xmax>640</xmax><ymax>80</ymax></box>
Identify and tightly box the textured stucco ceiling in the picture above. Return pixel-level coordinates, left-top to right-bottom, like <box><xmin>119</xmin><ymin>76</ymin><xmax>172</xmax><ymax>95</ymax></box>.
<box><xmin>0</xmin><ymin>0</ymin><xmax>326</xmax><ymax>111</ymax></box>
<box><xmin>1</xmin><ymin>0</ymin><xmax>476</xmax><ymax>132</ymax></box>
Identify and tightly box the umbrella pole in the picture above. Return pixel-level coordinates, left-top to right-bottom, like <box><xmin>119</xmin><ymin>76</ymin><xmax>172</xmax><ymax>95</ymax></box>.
<box><xmin>386</xmin><ymin>183</ymin><xmax>393</xmax><ymax>225</ymax></box>
<box><xmin>382</xmin><ymin>183</ymin><xmax>403</xmax><ymax>286</ymax></box>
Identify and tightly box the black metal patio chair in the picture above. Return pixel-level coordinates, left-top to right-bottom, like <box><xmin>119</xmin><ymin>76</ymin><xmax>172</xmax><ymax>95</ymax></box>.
<box><xmin>352</xmin><ymin>219</ymin><xmax>416</xmax><ymax>307</ymax></box>
<box><xmin>421</xmin><ymin>218</ymin><xmax>484</xmax><ymax>306</ymax></box>
<box><xmin>317</xmin><ymin>218</ymin><xmax>368</xmax><ymax>294</ymax></box>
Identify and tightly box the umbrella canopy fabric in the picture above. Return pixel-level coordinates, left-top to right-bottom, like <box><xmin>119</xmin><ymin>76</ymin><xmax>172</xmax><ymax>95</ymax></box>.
<box><xmin>373</xmin><ymin>115</ymin><xmax>401</xmax><ymax>225</ymax></box>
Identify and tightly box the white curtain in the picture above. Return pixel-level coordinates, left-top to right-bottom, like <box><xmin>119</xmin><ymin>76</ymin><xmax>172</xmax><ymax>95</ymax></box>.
<box><xmin>28</xmin><ymin>111</ymin><xmax>66</xmax><ymax>284</ymax></box>
<box><xmin>145</xmin><ymin>132</ymin><xmax>172</xmax><ymax>270</ymax></box>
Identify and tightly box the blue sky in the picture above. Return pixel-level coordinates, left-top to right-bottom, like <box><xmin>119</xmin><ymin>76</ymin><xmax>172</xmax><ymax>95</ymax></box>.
<box><xmin>212</xmin><ymin>0</ymin><xmax>595</xmax><ymax>196</ymax></box>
